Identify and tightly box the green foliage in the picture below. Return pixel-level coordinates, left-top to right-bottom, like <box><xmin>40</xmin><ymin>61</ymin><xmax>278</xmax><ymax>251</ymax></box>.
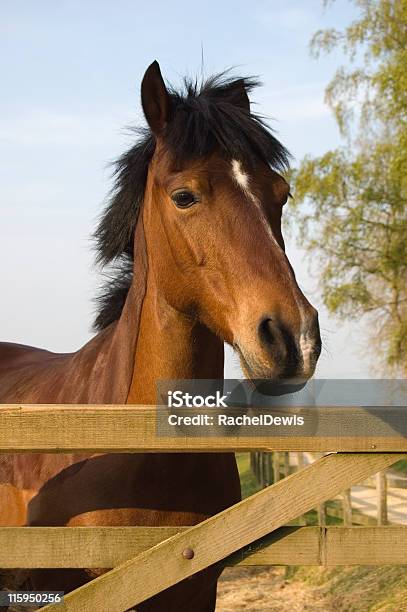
<box><xmin>292</xmin><ymin>0</ymin><xmax>407</xmax><ymax>373</ymax></box>
<box><xmin>236</xmin><ymin>453</ymin><xmax>262</xmax><ymax>498</ymax></box>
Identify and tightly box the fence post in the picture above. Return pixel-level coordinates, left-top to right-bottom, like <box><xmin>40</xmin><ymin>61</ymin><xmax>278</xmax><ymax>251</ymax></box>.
<box><xmin>251</xmin><ymin>452</ymin><xmax>258</xmax><ymax>481</ymax></box>
<box><xmin>259</xmin><ymin>452</ymin><xmax>265</xmax><ymax>487</ymax></box>
<box><xmin>262</xmin><ymin>452</ymin><xmax>269</xmax><ymax>486</ymax></box>
<box><xmin>376</xmin><ymin>470</ymin><xmax>388</xmax><ymax>526</ymax></box>
<box><xmin>273</xmin><ymin>452</ymin><xmax>280</xmax><ymax>484</ymax></box>
<box><xmin>342</xmin><ymin>489</ymin><xmax>352</xmax><ymax>526</ymax></box>
<box><xmin>317</xmin><ymin>503</ymin><xmax>326</xmax><ymax>527</ymax></box>
<box><xmin>283</xmin><ymin>452</ymin><xmax>290</xmax><ymax>478</ymax></box>
<box><xmin>265</xmin><ymin>453</ymin><xmax>272</xmax><ymax>485</ymax></box>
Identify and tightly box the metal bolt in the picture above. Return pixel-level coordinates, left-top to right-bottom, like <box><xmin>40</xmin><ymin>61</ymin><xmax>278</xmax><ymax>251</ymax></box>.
<box><xmin>371</xmin><ymin>444</ymin><xmax>376</xmax><ymax>449</ymax></box>
<box><xmin>182</xmin><ymin>547</ymin><xmax>195</xmax><ymax>560</ymax></box>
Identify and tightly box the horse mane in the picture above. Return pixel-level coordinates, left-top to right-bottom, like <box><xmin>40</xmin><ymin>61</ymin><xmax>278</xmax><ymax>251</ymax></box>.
<box><xmin>93</xmin><ymin>72</ymin><xmax>290</xmax><ymax>331</ymax></box>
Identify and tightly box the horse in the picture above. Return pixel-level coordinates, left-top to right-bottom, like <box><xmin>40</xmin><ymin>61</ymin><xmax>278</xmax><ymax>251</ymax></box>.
<box><xmin>0</xmin><ymin>61</ymin><xmax>321</xmax><ymax>611</ymax></box>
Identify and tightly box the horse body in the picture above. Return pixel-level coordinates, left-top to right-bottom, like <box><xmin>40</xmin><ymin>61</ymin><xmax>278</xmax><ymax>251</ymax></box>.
<box><xmin>0</xmin><ymin>329</ymin><xmax>239</xmax><ymax>610</ymax></box>
<box><xmin>0</xmin><ymin>229</ymin><xmax>240</xmax><ymax>610</ymax></box>
<box><xmin>0</xmin><ymin>61</ymin><xmax>321</xmax><ymax>610</ymax></box>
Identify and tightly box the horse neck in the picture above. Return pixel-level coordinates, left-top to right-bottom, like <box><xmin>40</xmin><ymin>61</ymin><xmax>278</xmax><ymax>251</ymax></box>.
<box><xmin>53</xmin><ymin>216</ymin><xmax>222</xmax><ymax>405</ymax></box>
<box><xmin>52</xmin><ymin>218</ymin><xmax>149</xmax><ymax>404</ymax></box>
<box><xmin>127</xmin><ymin>260</ymin><xmax>224</xmax><ymax>406</ymax></box>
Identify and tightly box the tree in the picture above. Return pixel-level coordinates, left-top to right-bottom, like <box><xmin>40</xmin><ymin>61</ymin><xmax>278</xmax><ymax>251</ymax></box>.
<box><xmin>292</xmin><ymin>0</ymin><xmax>407</xmax><ymax>374</ymax></box>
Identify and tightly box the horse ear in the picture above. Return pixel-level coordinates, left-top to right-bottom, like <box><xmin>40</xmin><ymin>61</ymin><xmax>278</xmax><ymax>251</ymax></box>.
<box><xmin>141</xmin><ymin>61</ymin><xmax>171</xmax><ymax>135</ymax></box>
<box><xmin>229</xmin><ymin>79</ymin><xmax>250</xmax><ymax>112</ymax></box>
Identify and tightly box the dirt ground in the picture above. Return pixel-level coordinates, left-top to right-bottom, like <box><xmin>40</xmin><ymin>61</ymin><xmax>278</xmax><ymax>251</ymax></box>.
<box><xmin>216</xmin><ymin>567</ymin><xmax>333</xmax><ymax>612</ymax></box>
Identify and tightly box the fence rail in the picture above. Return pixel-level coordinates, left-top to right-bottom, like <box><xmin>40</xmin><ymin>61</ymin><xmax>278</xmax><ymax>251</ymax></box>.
<box><xmin>0</xmin><ymin>404</ymin><xmax>406</xmax><ymax>452</ymax></box>
<box><xmin>0</xmin><ymin>404</ymin><xmax>406</xmax><ymax>612</ymax></box>
<box><xmin>0</xmin><ymin>526</ymin><xmax>406</xmax><ymax>568</ymax></box>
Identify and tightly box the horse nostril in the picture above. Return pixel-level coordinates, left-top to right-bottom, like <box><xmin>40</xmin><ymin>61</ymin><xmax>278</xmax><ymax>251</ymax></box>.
<box><xmin>309</xmin><ymin>310</ymin><xmax>320</xmax><ymax>334</ymax></box>
<box><xmin>258</xmin><ymin>315</ymin><xmax>301</xmax><ymax>377</ymax></box>
<box><xmin>258</xmin><ymin>317</ymin><xmax>276</xmax><ymax>349</ymax></box>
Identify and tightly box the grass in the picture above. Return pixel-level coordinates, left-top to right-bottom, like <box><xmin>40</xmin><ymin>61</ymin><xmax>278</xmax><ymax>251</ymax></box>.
<box><xmin>286</xmin><ymin>566</ymin><xmax>407</xmax><ymax>611</ymax></box>
<box><xmin>236</xmin><ymin>453</ymin><xmax>262</xmax><ymax>499</ymax></box>
<box><xmin>392</xmin><ymin>458</ymin><xmax>407</xmax><ymax>474</ymax></box>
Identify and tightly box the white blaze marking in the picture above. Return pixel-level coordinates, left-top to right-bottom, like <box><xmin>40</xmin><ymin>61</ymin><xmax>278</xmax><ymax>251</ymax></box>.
<box><xmin>231</xmin><ymin>159</ymin><xmax>275</xmax><ymax>242</ymax></box>
<box><xmin>300</xmin><ymin>334</ymin><xmax>313</xmax><ymax>372</ymax></box>
<box><xmin>231</xmin><ymin>159</ymin><xmax>314</xmax><ymax>371</ymax></box>
<box><xmin>231</xmin><ymin>159</ymin><xmax>251</xmax><ymax>194</ymax></box>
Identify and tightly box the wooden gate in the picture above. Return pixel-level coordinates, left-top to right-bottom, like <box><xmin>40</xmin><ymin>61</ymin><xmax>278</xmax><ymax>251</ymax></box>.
<box><xmin>0</xmin><ymin>404</ymin><xmax>406</xmax><ymax>612</ymax></box>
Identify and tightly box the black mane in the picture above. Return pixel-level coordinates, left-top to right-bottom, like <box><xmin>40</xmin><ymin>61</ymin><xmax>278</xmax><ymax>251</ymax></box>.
<box><xmin>93</xmin><ymin>72</ymin><xmax>290</xmax><ymax>331</ymax></box>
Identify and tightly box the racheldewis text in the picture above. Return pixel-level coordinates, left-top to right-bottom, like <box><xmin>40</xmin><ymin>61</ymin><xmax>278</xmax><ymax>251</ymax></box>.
<box><xmin>167</xmin><ymin>414</ymin><xmax>305</xmax><ymax>427</ymax></box>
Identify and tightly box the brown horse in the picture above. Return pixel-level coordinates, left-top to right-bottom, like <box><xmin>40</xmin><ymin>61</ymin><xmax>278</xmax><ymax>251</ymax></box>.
<box><xmin>0</xmin><ymin>62</ymin><xmax>321</xmax><ymax>611</ymax></box>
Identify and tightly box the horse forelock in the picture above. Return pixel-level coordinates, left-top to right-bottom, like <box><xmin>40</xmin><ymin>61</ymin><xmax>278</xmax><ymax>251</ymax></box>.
<box><xmin>93</xmin><ymin>71</ymin><xmax>291</xmax><ymax>331</ymax></box>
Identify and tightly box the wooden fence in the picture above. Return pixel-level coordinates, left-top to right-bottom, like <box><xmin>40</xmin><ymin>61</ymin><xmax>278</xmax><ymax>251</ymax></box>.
<box><xmin>250</xmin><ymin>451</ymin><xmax>406</xmax><ymax>526</ymax></box>
<box><xmin>0</xmin><ymin>404</ymin><xmax>406</xmax><ymax>612</ymax></box>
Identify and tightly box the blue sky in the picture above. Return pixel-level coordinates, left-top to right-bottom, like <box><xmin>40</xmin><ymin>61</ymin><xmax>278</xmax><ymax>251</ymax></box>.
<box><xmin>0</xmin><ymin>0</ymin><xmax>374</xmax><ymax>377</ymax></box>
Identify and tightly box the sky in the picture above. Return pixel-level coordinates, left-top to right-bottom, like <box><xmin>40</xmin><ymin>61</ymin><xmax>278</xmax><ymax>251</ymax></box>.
<box><xmin>0</xmin><ymin>0</ymin><xmax>375</xmax><ymax>378</ymax></box>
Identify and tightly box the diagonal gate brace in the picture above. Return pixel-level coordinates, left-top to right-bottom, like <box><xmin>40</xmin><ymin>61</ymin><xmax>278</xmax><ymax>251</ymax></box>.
<box><xmin>42</xmin><ymin>452</ymin><xmax>403</xmax><ymax>612</ymax></box>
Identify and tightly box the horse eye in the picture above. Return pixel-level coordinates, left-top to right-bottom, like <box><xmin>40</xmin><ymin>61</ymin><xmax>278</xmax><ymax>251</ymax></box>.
<box><xmin>171</xmin><ymin>190</ymin><xmax>197</xmax><ymax>208</ymax></box>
